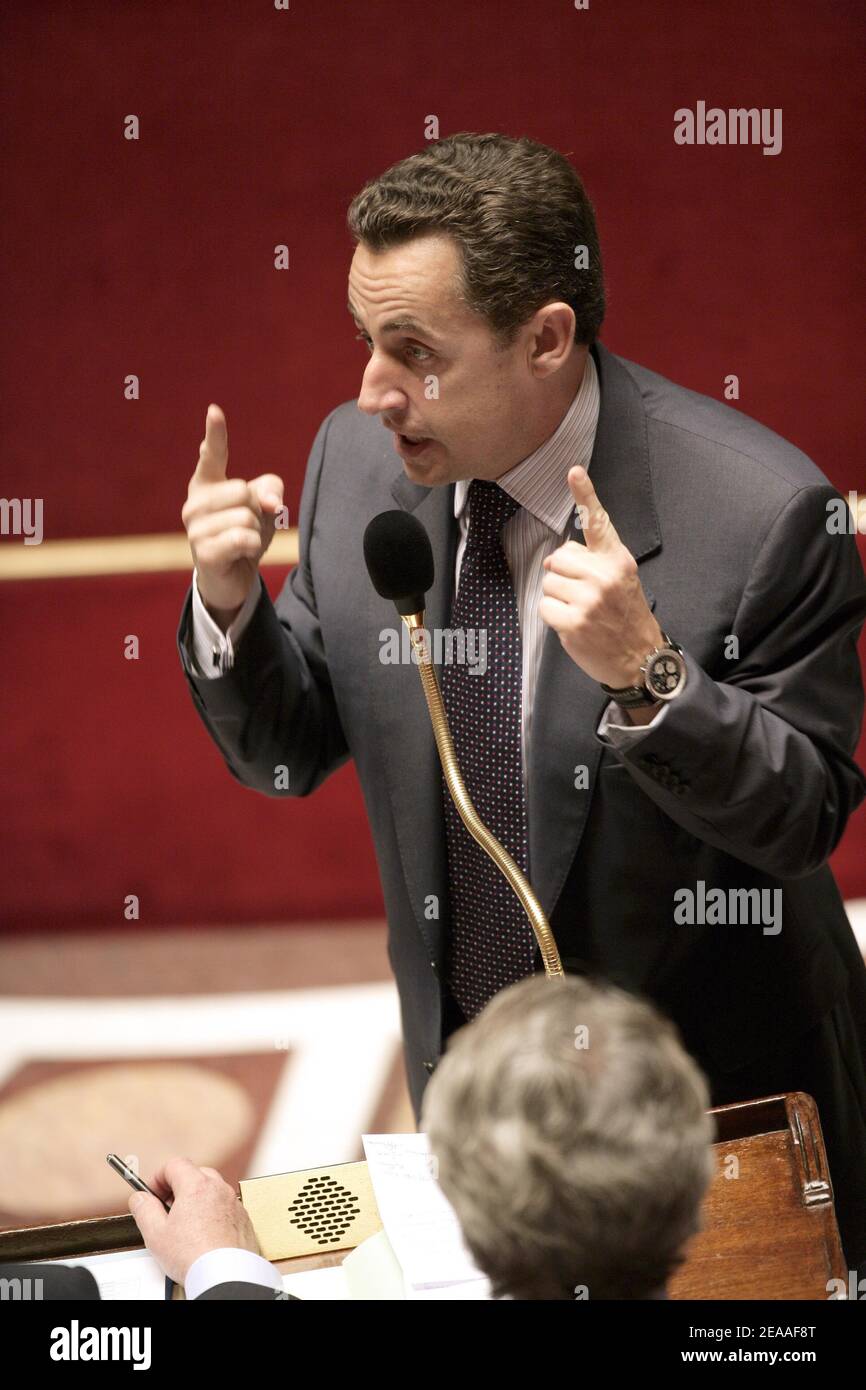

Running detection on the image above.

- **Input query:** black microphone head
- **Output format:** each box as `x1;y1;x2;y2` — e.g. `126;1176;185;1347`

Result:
363;509;434;615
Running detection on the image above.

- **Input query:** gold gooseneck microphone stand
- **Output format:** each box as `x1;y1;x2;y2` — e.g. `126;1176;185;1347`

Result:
401;611;564;981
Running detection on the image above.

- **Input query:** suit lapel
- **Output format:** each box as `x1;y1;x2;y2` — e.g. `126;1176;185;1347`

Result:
527;342;662;919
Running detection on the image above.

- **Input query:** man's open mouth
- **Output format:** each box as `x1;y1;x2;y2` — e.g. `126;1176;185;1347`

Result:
393;431;433;454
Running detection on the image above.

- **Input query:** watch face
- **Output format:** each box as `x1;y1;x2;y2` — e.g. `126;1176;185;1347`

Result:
647;650;686;700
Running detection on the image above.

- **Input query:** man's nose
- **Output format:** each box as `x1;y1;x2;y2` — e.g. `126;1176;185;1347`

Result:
356;359;407;418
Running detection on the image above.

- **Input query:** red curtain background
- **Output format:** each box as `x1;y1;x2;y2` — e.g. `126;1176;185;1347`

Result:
1;0;864;931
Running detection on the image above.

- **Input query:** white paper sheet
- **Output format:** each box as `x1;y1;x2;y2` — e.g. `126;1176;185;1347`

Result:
362;1133;491;1297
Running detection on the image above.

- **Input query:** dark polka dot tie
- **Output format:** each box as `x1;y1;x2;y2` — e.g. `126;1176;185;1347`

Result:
441;479;535;1019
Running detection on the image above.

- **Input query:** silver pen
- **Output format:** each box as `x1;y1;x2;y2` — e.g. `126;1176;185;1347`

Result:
106;1152;171;1212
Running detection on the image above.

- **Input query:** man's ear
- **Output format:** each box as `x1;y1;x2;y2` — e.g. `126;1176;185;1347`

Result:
529;304;581;376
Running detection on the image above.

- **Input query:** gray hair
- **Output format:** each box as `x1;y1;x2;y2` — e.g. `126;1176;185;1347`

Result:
422;975;715;1300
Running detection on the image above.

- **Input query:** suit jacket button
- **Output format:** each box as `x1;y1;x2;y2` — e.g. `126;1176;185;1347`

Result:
423;1060;436;1074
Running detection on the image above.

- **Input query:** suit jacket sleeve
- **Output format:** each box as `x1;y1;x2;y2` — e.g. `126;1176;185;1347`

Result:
603;484;866;878
176;408;350;798
0;1261;100;1298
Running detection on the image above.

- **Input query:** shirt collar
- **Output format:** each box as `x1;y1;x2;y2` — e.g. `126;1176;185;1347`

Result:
453;349;600;536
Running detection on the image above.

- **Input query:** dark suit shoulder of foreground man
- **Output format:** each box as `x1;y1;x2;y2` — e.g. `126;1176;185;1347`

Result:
0;1262;293;1301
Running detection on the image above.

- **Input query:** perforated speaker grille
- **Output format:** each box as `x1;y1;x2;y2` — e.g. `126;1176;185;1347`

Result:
286;1174;362;1245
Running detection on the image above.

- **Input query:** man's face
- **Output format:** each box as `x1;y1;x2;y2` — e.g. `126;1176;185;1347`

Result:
349;234;539;487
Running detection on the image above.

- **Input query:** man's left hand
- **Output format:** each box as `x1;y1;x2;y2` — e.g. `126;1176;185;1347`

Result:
540;465;663;688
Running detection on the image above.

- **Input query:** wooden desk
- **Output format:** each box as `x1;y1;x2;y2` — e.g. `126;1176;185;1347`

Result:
668;1092;846;1299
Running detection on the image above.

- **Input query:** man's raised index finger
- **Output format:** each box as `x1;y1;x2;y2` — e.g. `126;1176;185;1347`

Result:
567;465;620;553
194;403;229;483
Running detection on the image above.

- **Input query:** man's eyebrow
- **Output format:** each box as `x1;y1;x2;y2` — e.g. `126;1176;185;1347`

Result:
347;300;440;339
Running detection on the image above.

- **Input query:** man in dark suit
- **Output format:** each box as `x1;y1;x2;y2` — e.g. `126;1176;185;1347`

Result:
175;132;866;1274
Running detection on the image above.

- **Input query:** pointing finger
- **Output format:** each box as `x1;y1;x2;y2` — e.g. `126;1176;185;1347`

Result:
567;465;621;554
194;404;229;484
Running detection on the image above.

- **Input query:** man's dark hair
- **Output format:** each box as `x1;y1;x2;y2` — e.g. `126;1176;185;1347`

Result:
346;132;605;347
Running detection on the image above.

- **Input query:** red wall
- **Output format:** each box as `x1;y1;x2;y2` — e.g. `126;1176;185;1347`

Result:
1;0;864;930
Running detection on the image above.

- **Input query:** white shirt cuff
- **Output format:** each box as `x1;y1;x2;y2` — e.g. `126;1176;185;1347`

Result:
189;571;263;678
184;1247;283;1300
597;698;669;747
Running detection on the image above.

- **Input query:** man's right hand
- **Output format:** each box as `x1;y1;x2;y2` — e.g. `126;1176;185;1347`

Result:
182;404;285;630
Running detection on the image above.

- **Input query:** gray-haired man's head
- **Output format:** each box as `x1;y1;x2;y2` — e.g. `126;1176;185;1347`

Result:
422;974;715;1300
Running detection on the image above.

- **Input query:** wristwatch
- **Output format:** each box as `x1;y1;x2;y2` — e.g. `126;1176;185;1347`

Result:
600;632;687;708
